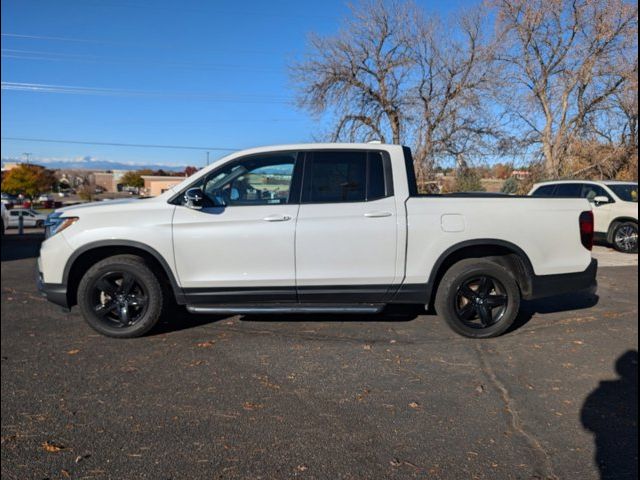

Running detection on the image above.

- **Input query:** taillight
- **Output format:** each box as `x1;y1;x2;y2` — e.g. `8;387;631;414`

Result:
579;211;594;251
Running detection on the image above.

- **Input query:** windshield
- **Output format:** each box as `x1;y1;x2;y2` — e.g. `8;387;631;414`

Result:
608;184;638;202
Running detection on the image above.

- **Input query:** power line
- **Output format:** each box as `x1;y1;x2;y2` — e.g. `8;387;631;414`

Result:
1;49;284;73
1;82;293;103
1;136;239;151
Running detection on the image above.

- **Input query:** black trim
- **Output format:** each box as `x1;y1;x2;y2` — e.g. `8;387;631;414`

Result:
528;259;598;300
422;238;536;301
37;267;70;309
184;286;296;304
61;240;186;305
183;284;394;305
402;146;418;197
391;283;429;304
297;284;392;303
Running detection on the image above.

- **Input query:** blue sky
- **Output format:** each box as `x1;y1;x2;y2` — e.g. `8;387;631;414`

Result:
1;0;472;168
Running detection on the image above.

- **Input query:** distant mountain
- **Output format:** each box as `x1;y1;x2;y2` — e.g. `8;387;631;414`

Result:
1;157;188;172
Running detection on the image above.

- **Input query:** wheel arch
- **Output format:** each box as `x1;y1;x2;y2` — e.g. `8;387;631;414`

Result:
425;239;535;307
63;240;184;307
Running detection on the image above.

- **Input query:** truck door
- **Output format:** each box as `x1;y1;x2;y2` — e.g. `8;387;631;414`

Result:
172;152;301;304
294;150;398;303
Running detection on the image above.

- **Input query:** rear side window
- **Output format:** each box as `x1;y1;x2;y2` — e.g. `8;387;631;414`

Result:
531;185;557;197
555;184;583;197
302;151;392;203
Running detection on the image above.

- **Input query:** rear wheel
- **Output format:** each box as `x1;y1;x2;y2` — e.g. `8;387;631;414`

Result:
77;255;164;338
612;222;638;254
435;258;521;338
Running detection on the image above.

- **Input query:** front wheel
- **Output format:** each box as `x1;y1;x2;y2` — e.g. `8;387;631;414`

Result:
77;254;164;338
435;258;521;338
612;222;638;254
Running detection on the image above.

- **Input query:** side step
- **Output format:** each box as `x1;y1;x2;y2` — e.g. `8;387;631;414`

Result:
186;304;385;315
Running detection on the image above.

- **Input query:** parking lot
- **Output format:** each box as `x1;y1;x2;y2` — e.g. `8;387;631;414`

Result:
1;233;637;479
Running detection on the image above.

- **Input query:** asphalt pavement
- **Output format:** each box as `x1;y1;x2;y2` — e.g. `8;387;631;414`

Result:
1;233;637;479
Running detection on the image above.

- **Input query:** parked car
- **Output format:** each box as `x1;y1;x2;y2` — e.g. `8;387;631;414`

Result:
8;208;48;228
529;180;638;253
1;192;17;209
37;143;597;339
1;203;8;237
38;194;54;202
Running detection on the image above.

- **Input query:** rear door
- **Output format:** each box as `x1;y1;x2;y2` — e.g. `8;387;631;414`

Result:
294;150;398;303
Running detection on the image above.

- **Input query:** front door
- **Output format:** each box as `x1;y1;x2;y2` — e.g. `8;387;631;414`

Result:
172;152;301;304
294;150;398;303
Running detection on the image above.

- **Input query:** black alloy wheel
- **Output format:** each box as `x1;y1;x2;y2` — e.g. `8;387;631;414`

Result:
454;275;508;329
435;258;521;338
77;254;164;338
91;271;148;327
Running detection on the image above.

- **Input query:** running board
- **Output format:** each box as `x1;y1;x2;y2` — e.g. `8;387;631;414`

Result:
186;304;385;315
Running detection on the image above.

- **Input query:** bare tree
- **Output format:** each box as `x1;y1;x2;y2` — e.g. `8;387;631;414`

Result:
291;1;501;183
292;1;414;144
407;7;501;180
491;0;638;177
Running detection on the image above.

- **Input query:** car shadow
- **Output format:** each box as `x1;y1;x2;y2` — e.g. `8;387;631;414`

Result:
508;290;600;333
581;350;638;480
149;304;421;335
242;304;422;323
1;233;44;262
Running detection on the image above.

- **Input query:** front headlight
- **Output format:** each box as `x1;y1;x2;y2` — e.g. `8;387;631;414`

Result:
45;215;79;238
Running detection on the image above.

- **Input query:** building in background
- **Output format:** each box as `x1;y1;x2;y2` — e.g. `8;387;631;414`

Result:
142;175;184;196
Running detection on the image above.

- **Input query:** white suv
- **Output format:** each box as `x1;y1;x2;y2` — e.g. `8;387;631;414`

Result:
530;180;638;253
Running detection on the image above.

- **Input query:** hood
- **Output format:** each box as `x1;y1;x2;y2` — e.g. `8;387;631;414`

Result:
55;198;144;214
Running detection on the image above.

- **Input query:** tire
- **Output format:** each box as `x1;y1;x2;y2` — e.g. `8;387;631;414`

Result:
434;258;521;339
612;222;638;254
36;220;44;228
77;254;164;338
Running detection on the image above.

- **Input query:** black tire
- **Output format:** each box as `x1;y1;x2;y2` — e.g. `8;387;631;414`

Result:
435;258;521;339
612;222;638;254
77;254;164;338
36;220;44;228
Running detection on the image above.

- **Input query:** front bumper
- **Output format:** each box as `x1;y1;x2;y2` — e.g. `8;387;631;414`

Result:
36;264;69;309
527;258;598;300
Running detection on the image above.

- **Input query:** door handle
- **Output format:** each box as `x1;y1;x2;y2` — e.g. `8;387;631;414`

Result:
263;214;292;222
364;211;392;218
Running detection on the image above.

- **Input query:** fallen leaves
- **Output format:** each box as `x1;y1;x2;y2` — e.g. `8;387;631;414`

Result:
66;349;80;355
42;441;65;452
408;401;421;410
196;341;216;348
242;402;263;411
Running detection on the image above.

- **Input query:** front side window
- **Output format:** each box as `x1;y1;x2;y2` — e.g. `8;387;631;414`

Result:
582;184;613;203
200;153;297;206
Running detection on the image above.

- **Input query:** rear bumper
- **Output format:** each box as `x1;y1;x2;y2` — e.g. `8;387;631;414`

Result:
36;264;69;309
526;258;598;300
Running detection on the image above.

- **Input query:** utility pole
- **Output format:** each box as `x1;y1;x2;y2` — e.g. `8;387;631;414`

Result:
22;152;32;165
206;151;210;166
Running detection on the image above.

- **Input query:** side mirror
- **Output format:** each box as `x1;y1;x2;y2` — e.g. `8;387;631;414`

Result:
184;188;205;209
592;195;610;205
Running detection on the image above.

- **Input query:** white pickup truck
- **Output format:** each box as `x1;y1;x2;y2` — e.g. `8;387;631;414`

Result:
38;144;597;338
